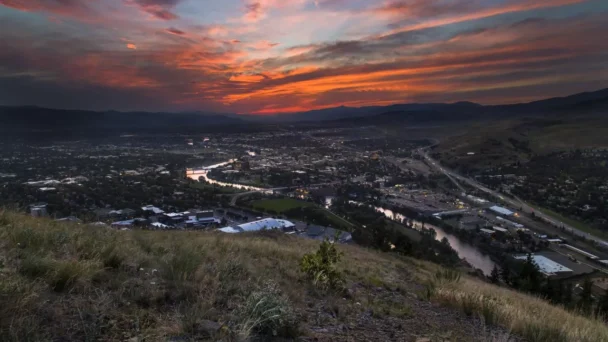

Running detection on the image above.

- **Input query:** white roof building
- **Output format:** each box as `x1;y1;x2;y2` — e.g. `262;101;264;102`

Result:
515;255;572;275
151;222;169;229
142;205;164;214
490;206;514;216
218;218;295;234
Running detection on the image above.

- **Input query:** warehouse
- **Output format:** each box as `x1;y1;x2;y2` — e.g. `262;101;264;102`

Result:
489;205;514;216
218;218;295;233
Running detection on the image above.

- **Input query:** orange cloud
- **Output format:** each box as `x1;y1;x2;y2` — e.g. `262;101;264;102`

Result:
381;0;585;37
126;43;137;49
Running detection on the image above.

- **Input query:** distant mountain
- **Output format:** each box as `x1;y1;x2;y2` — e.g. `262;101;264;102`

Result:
0;106;246;138
2;88;607;135
282;87;608;124
254;101;484;123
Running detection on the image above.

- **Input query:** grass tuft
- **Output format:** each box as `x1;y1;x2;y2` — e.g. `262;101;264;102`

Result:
235;282;298;339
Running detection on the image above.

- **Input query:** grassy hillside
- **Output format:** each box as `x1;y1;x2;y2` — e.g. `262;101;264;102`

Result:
1;211;607;341
432;117;608;173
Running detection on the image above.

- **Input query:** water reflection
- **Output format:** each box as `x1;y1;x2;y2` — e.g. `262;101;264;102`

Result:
186;160;268;192
352;201;496;275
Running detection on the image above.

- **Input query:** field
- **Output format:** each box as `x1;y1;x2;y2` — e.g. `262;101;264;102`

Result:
532;204;608;240
251;198;353;230
2;211;608;341
250;198;316;213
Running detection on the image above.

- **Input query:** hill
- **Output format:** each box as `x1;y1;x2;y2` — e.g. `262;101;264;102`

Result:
266;87;608;123
431;115;608;173
0;106;246;139
1;211;607;341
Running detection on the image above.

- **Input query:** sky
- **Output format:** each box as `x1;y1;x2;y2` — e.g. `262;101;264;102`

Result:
0;0;607;114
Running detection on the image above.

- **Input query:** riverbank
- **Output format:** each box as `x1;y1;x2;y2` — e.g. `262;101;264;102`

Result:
353;201;497;275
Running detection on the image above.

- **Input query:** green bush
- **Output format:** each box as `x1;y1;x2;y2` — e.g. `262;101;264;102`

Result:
300;239;344;291
236;282;298;339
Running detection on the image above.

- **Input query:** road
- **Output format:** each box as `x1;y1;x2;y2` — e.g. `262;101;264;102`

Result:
419;149;608;248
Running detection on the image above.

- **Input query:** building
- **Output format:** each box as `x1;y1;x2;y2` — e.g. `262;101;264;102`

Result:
514;254;572;276
496;216;524;228
459;216;486;230
218;218;295;234
302;225;353;243
489;206;514;216
30;203;48;217
592;277;608;296
56;216;82;223
142;205;164;215
492;226;509;234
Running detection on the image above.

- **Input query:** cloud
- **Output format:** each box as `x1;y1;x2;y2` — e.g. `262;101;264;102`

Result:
1;0;607;114
166;27;185;35
132;0;181;20
244;1;263;22
0;0;95;19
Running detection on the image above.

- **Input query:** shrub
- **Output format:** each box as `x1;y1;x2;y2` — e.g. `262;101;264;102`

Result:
434;269;461;284
236;282;298;339
19;256;53;279
419;268;461;300
49;260;92;292
300;239;344;291
161;247;203;282
10;227;45;250
20;257;93;292
100;245;123;269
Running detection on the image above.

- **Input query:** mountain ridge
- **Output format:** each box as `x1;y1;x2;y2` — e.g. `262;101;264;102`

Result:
1;88;607;130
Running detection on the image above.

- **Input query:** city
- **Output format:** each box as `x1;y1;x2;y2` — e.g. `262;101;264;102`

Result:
2;0;608;340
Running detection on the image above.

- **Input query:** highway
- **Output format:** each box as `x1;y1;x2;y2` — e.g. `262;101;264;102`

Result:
419;150;608;248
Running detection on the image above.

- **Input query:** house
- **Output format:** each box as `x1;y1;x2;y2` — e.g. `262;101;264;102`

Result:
30;203;48;217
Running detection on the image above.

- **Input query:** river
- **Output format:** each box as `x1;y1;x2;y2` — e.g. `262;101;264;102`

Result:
347;200;496;275
186;161;269;192
187;162;495;274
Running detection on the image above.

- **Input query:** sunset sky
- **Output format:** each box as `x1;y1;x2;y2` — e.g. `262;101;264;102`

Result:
1;0;607;114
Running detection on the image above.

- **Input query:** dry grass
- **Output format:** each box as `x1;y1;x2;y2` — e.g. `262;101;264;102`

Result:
425;270;608;342
1;210;608;341
0;210;409;341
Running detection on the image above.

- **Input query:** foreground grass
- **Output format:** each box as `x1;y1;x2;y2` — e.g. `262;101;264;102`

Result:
1;211;607;341
421;264;608;342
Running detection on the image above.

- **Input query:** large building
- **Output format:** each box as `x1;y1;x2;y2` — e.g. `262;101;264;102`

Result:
515;254;572;276
218;218;295;233
489;205;514;216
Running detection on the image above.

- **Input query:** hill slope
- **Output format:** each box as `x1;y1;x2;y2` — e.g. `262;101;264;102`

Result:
0;106;245;138
1;211;607;341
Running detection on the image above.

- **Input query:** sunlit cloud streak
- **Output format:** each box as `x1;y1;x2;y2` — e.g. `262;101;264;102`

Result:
0;0;606;114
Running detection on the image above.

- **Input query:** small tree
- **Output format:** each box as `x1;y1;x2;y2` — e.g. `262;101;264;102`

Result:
595;289;608;319
578;278;594;315
490;265;500;284
300;239;344;291
563;283;574;308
